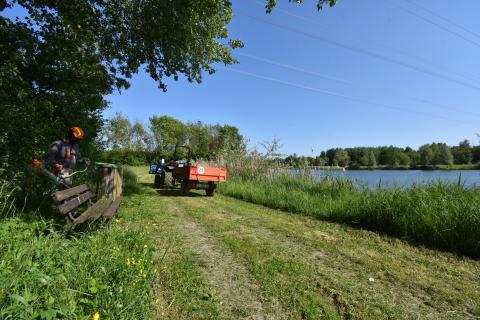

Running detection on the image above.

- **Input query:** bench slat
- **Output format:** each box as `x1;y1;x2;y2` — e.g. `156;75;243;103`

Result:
73;198;113;225
53;184;90;203
57;191;95;215
103;197;123;220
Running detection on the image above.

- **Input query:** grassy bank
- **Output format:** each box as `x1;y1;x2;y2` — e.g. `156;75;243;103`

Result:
0;218;155;319
0;168;156;319
218;174;480;258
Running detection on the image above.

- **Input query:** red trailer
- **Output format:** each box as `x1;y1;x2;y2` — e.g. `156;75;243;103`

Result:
173;165;227;196
150;145;227;196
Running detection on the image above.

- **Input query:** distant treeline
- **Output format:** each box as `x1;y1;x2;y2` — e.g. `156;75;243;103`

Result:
284;141;480;168
100;113;479;169
99;113;245;164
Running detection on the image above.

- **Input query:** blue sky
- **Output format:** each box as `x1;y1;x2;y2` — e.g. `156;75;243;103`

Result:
5;1;480;155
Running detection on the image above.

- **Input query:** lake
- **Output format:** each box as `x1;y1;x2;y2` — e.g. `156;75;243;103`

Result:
303;169;480;189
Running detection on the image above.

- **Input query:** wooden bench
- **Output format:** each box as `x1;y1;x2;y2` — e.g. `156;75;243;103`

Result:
53;184;123;225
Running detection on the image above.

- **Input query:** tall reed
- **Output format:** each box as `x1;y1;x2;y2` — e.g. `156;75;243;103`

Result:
0;178;18;218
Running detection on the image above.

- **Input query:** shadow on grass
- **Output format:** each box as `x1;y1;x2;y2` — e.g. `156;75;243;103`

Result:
155;188;203;197
139;182;202;197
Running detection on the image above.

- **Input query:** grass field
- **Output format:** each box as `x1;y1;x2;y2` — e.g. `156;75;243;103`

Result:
2;167;480;319
130;167;478;319
218;174;480;258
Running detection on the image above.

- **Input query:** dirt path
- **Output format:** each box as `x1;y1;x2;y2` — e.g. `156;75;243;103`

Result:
166;202;287;320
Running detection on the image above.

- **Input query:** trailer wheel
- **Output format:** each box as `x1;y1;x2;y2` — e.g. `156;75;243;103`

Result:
206;183;215;196
180;181;189;195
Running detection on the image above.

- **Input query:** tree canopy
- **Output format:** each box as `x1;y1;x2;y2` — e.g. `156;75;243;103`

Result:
0;0;244;172
101;113;246;164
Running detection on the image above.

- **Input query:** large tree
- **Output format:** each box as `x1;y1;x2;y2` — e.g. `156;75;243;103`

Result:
149;115;186;155
103;113;133;151
452;140;473;165
0;0;242;172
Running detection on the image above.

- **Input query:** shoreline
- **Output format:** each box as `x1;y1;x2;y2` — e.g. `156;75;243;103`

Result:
295;165;480;171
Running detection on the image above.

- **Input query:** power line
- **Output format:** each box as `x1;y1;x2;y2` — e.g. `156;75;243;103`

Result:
222;67;478;127
401;0;480;41
236;10;480;92
385;0;480;49
233;51;480;118
247;0;480;85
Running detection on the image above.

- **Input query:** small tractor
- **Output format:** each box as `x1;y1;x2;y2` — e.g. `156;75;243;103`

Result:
150;145;227;196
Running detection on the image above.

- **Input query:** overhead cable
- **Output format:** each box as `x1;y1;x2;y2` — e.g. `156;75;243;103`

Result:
246;0;480;85
222;67;478;128
233;51;480;118
385;0;480;49
401;0;480;41
236;11;480;92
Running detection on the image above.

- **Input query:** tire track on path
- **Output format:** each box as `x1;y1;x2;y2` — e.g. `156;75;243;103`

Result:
163;198;287;320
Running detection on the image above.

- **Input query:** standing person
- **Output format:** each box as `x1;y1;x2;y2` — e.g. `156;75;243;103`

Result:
44;127;91;188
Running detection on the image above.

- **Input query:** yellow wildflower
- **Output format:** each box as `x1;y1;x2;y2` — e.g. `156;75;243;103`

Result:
143;244;148;248
126;258;131;266
92;311;100;320
155;299;160;304
139;269;143;274
154;269;158;274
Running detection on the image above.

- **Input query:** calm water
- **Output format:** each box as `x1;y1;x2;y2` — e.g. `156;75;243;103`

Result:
303;170;480;189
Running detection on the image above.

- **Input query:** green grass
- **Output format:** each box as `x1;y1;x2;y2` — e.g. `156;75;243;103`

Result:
119;182;222;320
0;218;155;319
148;182;480;319
0;178;18;218
0;167;157;319
4;165;479;319
218;174;480;258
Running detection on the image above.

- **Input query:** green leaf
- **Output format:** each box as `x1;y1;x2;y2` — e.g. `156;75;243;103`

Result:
9;294;29;306
39;309;62;320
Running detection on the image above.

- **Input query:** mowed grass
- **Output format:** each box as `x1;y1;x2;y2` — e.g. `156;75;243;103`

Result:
176;195;480;319
218;174;480;258
128;167;480;319
118;176;222;320
5;166;478;319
